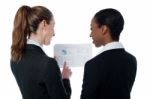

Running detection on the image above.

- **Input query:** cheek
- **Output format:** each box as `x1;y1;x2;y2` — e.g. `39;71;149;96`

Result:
49;30;54;37
49;27;54;35
91;31;97;38
90;30;95;37
44;30;52;40
45;29;51;37
44;33;52;45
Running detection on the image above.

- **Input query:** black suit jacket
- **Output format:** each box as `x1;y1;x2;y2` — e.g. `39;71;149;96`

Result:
81;49;137;99
11;45;71;99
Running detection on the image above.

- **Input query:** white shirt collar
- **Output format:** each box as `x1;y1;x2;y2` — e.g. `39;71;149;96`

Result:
27;39;43;49
100;41;124;54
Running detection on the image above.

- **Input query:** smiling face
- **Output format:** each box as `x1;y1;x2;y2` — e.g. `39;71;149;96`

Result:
90;18;104;47
43;18;55;45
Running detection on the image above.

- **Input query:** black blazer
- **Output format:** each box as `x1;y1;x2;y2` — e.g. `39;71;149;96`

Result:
81;49;137;99
11;45;71;99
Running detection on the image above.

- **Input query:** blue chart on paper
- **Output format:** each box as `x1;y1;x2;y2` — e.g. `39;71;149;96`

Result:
54;44;92;67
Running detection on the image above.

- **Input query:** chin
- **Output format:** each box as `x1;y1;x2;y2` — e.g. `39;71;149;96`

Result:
44;39;51;45
44;41;51;45
45;43;50;46
94;43;101;48
95;45;99;47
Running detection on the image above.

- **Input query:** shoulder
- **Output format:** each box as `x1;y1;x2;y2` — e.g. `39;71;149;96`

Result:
42;56;58;67
124;51;137;65
84;50;119;69
86;53;105;65
45;56;60;70
84;54;104;70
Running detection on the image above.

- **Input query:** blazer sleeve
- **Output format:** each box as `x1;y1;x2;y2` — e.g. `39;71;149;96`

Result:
80;61;105;99
44;58;71;99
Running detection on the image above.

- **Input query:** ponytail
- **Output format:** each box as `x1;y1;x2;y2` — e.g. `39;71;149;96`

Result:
11;6;31;62
11;5;53;62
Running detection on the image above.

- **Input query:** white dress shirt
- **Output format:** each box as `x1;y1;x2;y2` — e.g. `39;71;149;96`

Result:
27;39;43;49
99;42;124;54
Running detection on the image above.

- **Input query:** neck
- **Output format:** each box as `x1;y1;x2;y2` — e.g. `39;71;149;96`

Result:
103;33;117;46
103;39;114;46
29;33;43;46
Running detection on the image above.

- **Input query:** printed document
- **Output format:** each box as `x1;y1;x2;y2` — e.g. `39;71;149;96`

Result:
54;44;92;67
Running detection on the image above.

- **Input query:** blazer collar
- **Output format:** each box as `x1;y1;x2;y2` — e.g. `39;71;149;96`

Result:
26;44;46;55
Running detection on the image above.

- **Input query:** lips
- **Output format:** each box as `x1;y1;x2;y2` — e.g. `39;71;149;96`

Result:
92;40;95;44
91;38;94;43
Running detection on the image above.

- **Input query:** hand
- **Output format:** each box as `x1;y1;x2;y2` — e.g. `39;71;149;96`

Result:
62;61;72;79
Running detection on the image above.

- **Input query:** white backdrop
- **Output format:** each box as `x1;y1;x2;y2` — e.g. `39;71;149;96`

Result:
0;0;150;99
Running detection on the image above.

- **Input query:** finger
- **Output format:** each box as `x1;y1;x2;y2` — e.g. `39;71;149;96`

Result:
64;61;67;66
63;61;68;69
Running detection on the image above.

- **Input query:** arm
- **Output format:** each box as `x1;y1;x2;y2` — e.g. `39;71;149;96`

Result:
44;58;72;99
62;61;72;97
80;61;104;99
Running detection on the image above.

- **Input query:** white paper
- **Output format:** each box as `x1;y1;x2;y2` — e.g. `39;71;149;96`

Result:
54;44;92;67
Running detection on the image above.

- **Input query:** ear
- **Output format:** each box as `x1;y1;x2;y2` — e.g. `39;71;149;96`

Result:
38;20;44;30
44;20;48;26
101;25;108;34
39;20;47;29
